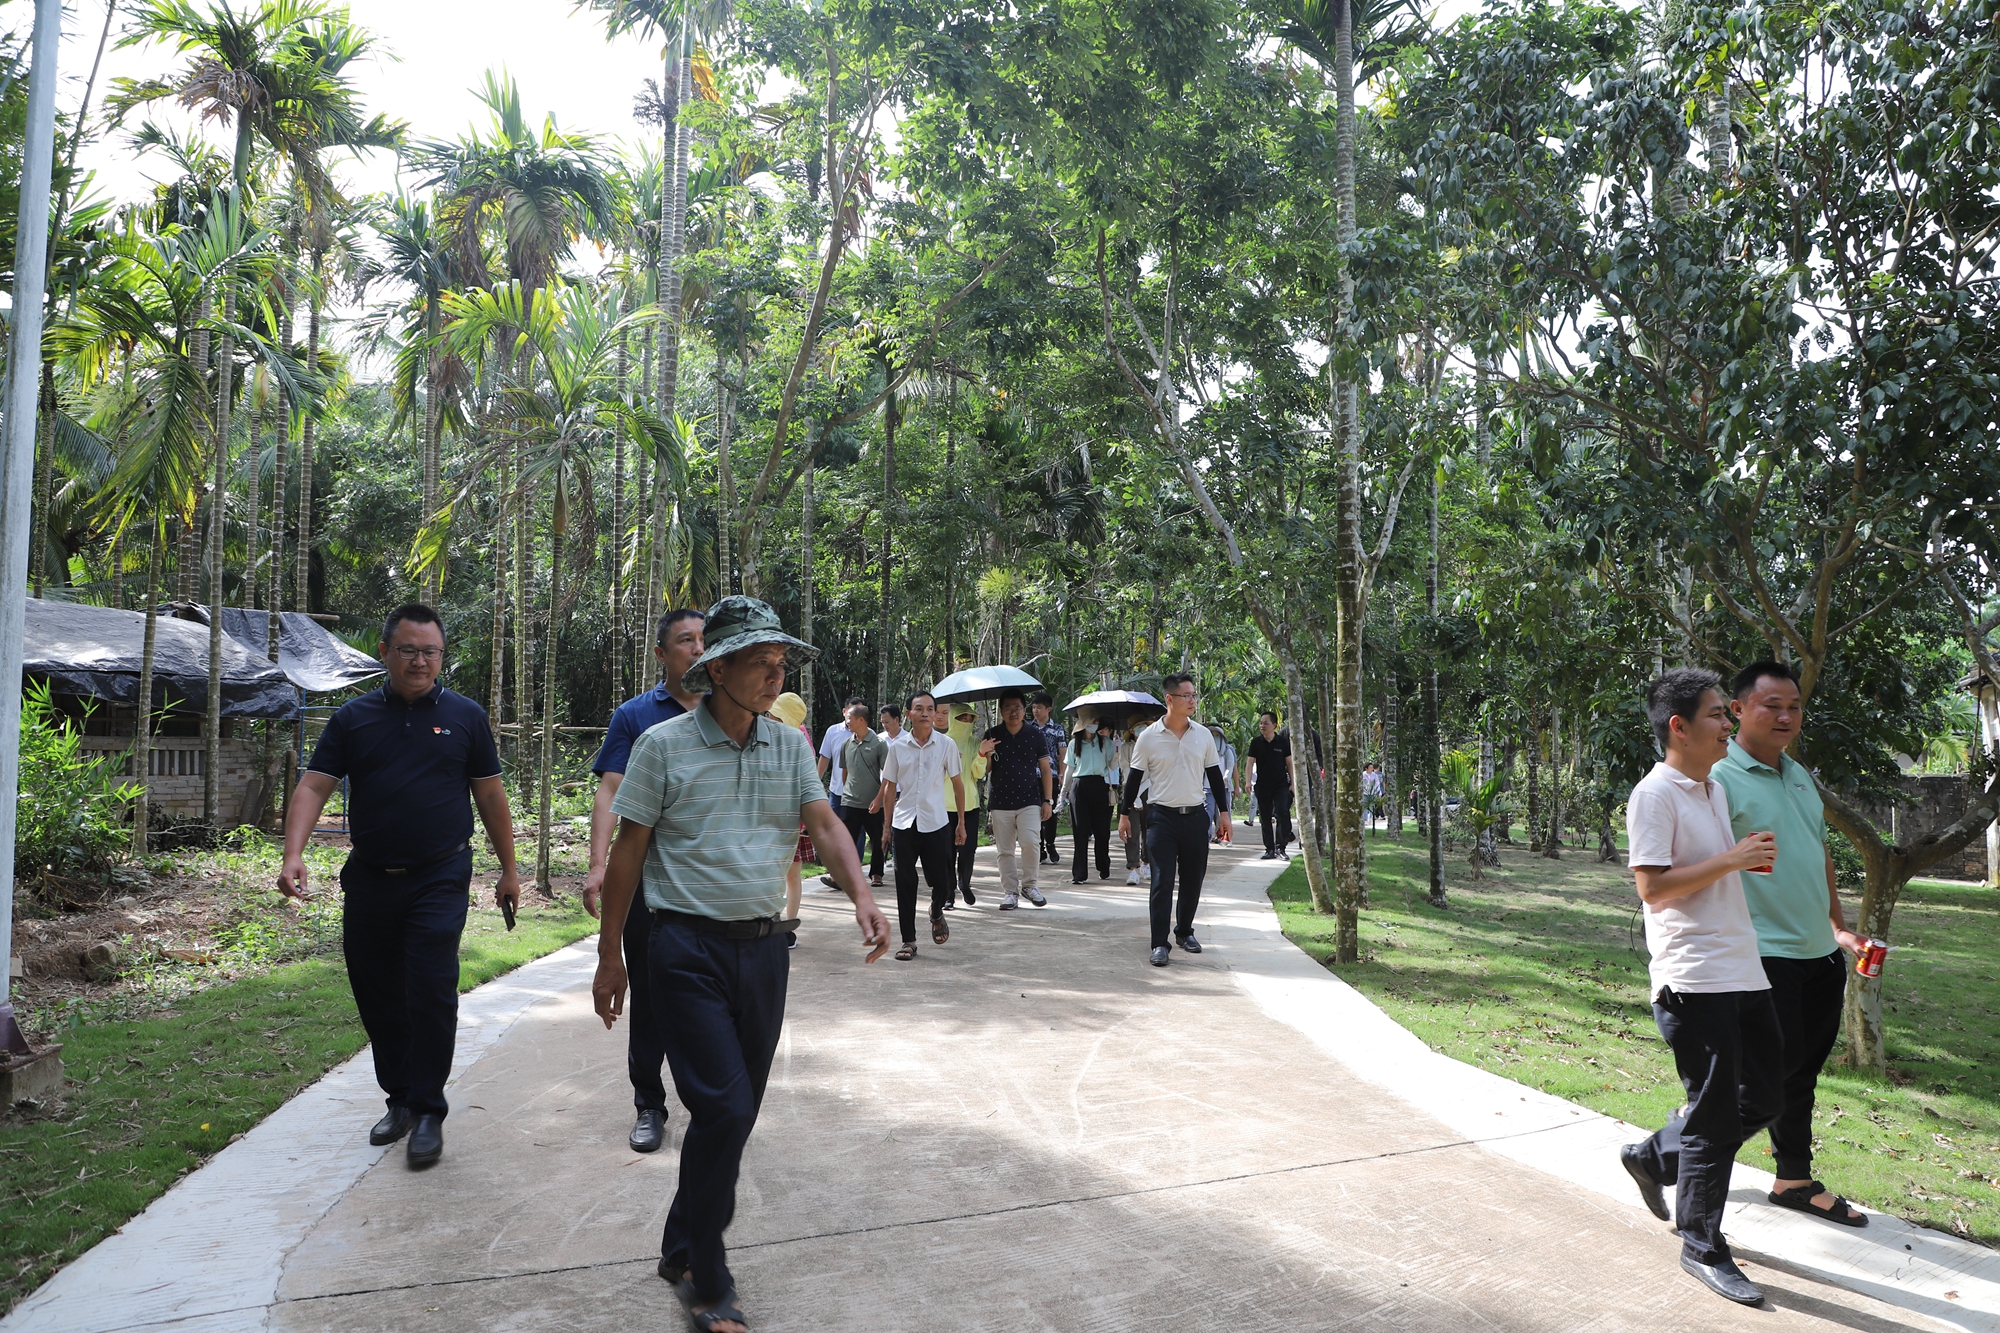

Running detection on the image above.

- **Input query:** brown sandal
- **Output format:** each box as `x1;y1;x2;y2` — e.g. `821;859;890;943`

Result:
931;914;949;945
894;943;917;961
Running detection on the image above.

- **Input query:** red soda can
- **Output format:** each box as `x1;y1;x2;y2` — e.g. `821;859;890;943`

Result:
1856;939;1888;978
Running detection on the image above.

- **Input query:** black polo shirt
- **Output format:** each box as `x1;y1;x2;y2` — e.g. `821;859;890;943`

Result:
983;722;1051;811
307;682;502;869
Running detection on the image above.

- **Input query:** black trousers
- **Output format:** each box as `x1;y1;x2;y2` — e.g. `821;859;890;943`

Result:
1257;784;1294;854
840;803;885;879
650;917;789;1304
952;808;983;890
1630;987;1784;1265
340;848;472;1118
1143;807;1211;950
894;822;957;942
1762;951;1847;1180
1040;799;1061;861
622;894;668;1113
1071;775;1112;882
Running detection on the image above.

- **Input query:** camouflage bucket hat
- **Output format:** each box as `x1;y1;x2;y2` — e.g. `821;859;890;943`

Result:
681;596;820;695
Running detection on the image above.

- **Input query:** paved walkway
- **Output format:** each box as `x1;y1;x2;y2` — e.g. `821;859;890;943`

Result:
9;834;1999;1333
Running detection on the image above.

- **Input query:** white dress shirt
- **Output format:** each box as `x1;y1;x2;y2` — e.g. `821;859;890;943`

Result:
1128;718;1220;810
1626;761;1770;997
880;728;965;833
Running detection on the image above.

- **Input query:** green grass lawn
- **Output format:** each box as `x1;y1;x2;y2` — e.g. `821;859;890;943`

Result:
1269;831;2000;1247
1;885;596;1316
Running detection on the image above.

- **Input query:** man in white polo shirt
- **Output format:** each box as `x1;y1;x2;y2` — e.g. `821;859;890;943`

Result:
879;691;967;960
1619;667;1783;1307
1119;673;1232;967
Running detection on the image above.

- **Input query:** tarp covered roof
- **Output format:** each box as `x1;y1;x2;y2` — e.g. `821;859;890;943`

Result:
24;598;300;718
170;604;383;695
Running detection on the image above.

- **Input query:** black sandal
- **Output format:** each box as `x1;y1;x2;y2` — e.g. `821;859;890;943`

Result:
931;915;949;944
675;1276;749;1332
894;943;917;961
1768;1181;1867;1227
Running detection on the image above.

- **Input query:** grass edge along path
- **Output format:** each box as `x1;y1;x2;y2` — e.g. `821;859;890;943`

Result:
1268;834;2000;1249
0;898;597;1316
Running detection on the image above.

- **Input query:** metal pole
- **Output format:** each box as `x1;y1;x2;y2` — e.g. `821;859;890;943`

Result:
0;0;64;1058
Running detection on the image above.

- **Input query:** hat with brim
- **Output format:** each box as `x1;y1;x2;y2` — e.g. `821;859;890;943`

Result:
768;692;808;729
681;596;820;695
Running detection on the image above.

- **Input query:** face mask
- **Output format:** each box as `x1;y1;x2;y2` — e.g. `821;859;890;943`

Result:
949;716;974;741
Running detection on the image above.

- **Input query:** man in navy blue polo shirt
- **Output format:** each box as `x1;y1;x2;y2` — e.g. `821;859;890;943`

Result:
582;607;704;1154
279;603;520;1169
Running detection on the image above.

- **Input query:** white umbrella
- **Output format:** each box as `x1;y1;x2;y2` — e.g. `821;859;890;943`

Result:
931;664;1044;703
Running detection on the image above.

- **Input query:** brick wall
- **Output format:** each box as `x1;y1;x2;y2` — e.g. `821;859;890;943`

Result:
78;736;265;825
1846;774;1993;883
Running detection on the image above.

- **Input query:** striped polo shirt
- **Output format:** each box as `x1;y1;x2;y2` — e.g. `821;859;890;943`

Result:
610;699;828;919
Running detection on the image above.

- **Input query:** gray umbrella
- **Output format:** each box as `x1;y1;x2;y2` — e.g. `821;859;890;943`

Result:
930;664;1044;704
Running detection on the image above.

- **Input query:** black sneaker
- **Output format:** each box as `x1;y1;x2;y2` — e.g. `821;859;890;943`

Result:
960;884;977;906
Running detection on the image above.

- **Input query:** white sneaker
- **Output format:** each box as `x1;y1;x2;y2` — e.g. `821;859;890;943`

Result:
999;893;1020;911
1126;870;1142;886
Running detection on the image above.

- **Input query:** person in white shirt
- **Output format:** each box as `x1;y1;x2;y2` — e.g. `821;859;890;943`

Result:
1619;667;1784;1307
878;691;967;960
1119;674;1231;966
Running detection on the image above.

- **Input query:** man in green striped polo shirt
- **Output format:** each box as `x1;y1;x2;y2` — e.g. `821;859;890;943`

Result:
592;596;889;1333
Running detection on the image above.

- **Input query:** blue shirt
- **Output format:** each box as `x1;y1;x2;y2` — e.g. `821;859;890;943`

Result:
306;682;501;868
592;683;691;775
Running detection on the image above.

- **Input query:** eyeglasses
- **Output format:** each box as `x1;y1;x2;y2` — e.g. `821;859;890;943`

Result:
1168;691;1197;702
392;646;443;662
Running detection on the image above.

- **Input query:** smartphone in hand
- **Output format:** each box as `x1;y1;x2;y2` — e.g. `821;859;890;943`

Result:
501;897;517;931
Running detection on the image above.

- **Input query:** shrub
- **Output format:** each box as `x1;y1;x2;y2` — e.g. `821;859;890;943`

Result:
16;680;141;880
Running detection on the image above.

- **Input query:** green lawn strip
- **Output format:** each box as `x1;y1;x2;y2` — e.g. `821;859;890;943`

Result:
1;893;595;1316
1268;834;2000;1247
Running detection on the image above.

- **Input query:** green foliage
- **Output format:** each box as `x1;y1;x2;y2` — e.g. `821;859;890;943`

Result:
14;681;140;881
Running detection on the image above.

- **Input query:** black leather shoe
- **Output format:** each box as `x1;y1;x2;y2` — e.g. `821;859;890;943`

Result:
1149;946;1170;967
1680;1253;1762;1305
1177;933;1203;954
369;1106;413;1146
1620;1144;1670;1220
960;884;976;906
406;1114;444;1168
629;1108;666;1154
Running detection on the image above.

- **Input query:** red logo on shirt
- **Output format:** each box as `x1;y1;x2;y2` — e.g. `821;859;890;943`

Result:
434;726;450;735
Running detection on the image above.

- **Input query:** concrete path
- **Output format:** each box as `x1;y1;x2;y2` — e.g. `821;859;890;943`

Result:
9;834;1998;1333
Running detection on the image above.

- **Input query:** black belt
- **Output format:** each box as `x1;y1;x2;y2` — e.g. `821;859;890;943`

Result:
1156;803;1208;816
357;843;469;876
651;908;799;940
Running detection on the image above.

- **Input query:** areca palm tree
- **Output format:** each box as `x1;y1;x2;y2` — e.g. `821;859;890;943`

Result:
409;71;620;788
435;283;682;889
54;207;301;849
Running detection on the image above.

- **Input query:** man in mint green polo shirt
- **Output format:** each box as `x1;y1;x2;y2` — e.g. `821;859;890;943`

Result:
1715;659;1869;1229
591;596;890;1333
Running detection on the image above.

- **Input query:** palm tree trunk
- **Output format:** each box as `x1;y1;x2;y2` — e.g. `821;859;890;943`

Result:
1425;462;1445;907
1383;682;1401;837
109;527;124;609
422;340;442;604
30;365;55;598
204;285;235;827
179;303;210;601
242;388;261;609
636;325;656;688
535;492;565;892
716;357;736;595
489;473;508;725
131;535;162;855
800;451;815;716
877;391;895;705
612;308;629;699
296;278;321;613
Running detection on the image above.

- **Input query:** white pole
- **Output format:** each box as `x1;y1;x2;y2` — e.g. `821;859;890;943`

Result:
0;0;63;1057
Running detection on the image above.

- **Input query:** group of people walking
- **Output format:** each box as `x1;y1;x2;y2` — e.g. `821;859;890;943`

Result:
276;595;1259;1333
272;590;1865;1326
